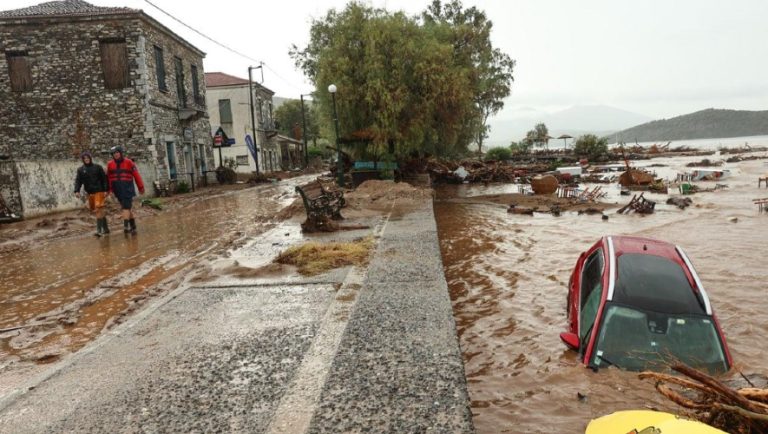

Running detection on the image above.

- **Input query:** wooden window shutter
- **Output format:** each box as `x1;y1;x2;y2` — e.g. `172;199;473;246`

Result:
99;40;128;89
6;52;33;92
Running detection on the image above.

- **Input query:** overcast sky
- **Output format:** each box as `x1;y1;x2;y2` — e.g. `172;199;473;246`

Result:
4;0;768;133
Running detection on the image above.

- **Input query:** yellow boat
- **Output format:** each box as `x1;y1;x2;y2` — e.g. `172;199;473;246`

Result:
586;410;726;433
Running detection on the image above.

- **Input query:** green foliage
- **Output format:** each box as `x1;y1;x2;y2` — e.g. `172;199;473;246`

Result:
485;147;512;161
524;122;550;149
222;157;238;171
307;146;328;160
509;141;532;154
176;181;190;194
290;1;514;158
573;134;609;159
274;99;321;141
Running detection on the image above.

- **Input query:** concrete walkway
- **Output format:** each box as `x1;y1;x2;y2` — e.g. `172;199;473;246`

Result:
0;201;473;433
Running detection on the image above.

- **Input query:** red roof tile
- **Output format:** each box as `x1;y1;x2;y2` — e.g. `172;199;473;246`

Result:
0;0;136;18
204;72;250;88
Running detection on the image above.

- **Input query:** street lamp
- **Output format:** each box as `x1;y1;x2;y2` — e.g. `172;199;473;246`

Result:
328;84;343;187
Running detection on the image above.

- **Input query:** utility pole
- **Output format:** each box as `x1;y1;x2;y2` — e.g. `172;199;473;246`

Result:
248;64;263;175
300;94;310;168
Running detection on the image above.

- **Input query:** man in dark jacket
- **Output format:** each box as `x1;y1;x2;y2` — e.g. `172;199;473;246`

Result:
106;146;145;234
74;151;109;236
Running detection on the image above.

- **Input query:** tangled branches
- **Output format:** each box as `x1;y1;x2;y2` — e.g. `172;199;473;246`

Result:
640;364;768;433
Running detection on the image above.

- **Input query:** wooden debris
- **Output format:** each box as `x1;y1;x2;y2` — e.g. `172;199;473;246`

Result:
641;363;768;433
617;193;656;214
667;196;693;209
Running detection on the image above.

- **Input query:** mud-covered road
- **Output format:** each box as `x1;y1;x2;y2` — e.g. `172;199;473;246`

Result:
435;154;768;432
0;177;311;390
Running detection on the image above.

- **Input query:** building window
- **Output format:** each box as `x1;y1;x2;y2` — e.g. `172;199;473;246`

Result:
99;39;128;89
174;57;186;108
190;64;200;104
166;142;177;180
154;46;167;91
218;99;233;136
236;155;249;166
6;51;32;92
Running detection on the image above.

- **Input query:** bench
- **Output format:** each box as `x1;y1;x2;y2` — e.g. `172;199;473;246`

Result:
759;177;768;188
754;197;768;214
295;180;345;231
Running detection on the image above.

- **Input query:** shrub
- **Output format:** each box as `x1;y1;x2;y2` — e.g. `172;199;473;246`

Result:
307;146;327;160
485;146;512;161
573;134;609;159
509;141;532;155
176;181;190;194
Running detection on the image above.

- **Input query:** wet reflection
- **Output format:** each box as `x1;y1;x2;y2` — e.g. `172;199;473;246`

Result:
0;179;307;362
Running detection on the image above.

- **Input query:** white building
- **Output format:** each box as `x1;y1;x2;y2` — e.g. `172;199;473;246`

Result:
204;72;280;173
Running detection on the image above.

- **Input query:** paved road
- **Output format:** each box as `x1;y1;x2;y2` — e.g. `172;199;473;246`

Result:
0;201;473;433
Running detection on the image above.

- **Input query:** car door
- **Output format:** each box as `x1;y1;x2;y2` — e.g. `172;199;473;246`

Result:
579;248;604;353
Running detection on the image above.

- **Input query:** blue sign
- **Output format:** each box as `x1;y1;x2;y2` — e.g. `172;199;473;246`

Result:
245;135;257;163
226;138;236;145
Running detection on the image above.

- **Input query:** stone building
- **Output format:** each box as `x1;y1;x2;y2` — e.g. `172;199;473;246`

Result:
205;72;280;174
0;0;213;218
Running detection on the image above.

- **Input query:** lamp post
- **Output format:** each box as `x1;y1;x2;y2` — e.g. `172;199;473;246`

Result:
328;84;343;187
299;93;312;168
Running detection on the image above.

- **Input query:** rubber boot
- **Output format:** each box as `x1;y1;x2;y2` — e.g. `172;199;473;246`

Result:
101;218;110;234
129;218;137;234
123;220;131;234
95;219;103;237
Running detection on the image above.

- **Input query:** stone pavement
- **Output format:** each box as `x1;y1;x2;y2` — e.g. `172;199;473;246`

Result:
0;201;473;433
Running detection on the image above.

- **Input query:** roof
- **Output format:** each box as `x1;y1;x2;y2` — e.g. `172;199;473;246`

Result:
206;72;275;95
205;72;250;88
0;0;136;18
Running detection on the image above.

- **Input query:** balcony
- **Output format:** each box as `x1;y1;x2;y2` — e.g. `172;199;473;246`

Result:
178;94;207;121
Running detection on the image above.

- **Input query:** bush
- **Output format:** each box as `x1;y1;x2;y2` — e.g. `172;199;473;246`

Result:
509;141;532;155
307;146;327;160
215;166;237;184
573;134;608;159
176;181;190;194
485;147;512;161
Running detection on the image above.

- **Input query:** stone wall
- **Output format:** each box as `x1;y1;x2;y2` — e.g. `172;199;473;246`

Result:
0;13;212;217
139;18;213;183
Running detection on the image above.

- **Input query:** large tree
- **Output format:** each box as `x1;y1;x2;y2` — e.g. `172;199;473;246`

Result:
422;0;515;154
274;99;320;144
290;1;514;158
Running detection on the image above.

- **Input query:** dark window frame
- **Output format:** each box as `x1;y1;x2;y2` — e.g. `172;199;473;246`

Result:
218;99;233;124
154;45;167;92
174;56;186;108
6;50;33;92
190;63;200;103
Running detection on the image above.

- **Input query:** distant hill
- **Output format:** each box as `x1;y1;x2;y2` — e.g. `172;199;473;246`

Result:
486;105;652;146
612;108;768;142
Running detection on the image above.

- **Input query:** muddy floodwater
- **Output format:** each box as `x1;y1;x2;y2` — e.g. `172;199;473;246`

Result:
435;154;768;432
0;178;309;385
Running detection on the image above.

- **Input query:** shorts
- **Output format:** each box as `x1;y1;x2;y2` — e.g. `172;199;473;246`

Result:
87;192;106;211
116;195;134;210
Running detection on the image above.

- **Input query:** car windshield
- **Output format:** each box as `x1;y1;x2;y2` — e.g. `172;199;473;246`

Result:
591;304;728;374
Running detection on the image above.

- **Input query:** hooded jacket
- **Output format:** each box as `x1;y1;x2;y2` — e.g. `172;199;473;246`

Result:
106;155;145;198
74;154;108;194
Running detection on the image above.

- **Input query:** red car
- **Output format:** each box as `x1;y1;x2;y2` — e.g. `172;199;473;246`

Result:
560;236;732;373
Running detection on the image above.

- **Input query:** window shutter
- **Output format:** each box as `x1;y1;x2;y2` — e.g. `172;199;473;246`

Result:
154;46;166;91
99;40;128;89
6;52;32;92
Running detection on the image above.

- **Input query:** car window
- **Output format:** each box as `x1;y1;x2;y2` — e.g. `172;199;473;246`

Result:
591;304;728;374
579;249;604;340
580;283;602;341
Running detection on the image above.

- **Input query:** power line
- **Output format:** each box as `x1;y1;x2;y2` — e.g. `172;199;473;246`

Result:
143;0;259;63
143;1;309;94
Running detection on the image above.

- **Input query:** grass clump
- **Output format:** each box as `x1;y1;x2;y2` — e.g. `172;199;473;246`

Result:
275;236;374;276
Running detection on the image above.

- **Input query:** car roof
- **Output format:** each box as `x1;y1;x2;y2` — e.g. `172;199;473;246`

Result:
602;235;713;316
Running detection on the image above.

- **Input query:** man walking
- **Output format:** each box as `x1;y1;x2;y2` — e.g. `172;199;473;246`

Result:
106;146;145;234
74;151;109;236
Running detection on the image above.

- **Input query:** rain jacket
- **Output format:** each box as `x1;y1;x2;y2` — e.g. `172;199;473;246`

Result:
106;157;145;198
74;161;108;194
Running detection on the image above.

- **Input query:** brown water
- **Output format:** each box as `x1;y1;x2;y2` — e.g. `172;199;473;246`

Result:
435;155;768;432
0;177;310;365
